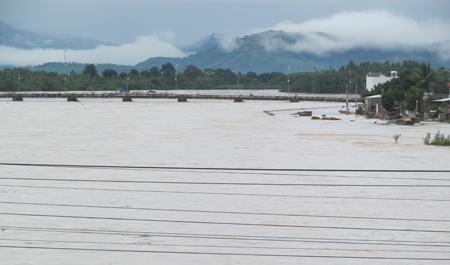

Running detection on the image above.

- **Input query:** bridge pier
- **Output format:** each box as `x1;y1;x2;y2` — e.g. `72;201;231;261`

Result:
67;96;78;102
178;98;188;102
12;97;23;101
234;98;244;102
122;96;133;102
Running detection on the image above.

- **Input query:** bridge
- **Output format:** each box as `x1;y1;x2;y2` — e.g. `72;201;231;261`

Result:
1;92;358;102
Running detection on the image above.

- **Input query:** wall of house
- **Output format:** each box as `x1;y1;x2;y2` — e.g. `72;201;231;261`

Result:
366;75;394;91
365;97;382;114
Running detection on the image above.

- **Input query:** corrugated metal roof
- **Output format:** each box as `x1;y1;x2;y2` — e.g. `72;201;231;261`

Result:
365;94;381;99
433;98;450;102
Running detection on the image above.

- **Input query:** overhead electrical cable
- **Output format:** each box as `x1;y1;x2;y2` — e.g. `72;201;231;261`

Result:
1;176;450;187
2;212;449;234
1;245;449;260
1;162;450;173
1;201;449;223
4;226;449;247
2;184;449;202
1;238;447;253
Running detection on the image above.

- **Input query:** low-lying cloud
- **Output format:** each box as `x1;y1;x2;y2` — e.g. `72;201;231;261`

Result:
217;35;240;52
0;33;186;66
251;10;450;59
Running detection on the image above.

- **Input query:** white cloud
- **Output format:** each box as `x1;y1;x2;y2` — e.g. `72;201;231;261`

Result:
0;33;186;66
217;35;240;52
251;10;450;58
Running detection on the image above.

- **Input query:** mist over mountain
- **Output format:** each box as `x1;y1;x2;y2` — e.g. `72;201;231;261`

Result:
0;20;114;50
137;30;449;74
178;33;225;54
1;20;449;74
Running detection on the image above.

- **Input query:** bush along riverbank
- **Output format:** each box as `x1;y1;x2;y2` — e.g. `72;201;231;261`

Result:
423;131;450;146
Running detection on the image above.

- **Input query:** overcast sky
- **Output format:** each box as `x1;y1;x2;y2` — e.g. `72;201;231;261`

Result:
1;0;449;66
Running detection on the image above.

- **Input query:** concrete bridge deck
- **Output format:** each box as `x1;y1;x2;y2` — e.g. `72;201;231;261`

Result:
1;92;358;102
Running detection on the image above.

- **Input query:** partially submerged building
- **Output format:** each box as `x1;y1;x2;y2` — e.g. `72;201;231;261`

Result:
366;71;398;91
364;94;382;114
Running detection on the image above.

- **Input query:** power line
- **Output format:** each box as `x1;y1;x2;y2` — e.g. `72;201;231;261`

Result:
4;163;450;182
2;176;450;187
1;162;450;173
1;245;449;260
2;184;449;202
2;201;449;223
2;238;447;253
4;225;449;247
2;212;449;234
149;169;450;181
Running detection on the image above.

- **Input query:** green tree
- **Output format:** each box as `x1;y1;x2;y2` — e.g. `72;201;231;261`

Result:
381;88;396;113
405;86;424;111
102;69;118;78
183;65;203;80
411;62;438;92
130;69;139;76
83;64;98;78
161;63;175;78
150;66;161;77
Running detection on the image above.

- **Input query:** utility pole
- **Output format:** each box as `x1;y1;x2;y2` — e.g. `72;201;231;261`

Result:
346;84;349;113
237;65;239;96
355;84;358;113
18;67;20;92
175;64;178;95
64;44;67;93
126;66;129;93
287;66;290;97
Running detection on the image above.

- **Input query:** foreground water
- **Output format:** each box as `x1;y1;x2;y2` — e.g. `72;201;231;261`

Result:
1;98;449;264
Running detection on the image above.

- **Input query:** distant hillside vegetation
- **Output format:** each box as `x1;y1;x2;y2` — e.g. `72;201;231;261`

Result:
0;20;114;50
136;30;450;74
6;30;450;75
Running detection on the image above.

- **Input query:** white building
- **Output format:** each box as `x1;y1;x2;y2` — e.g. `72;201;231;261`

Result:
366;71;397;91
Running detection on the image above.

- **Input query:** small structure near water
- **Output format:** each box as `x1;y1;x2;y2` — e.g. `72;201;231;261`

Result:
122;96;132;102
388;116;420;125
320;114;341;120
293;111;312;116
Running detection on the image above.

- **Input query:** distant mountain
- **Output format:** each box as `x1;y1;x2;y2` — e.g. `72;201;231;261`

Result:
137;30;450;74
0;20;115;50
178;33;226;54
15;30;450;74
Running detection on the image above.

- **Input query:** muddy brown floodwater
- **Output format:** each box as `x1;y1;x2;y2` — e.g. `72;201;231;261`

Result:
1;97;449;264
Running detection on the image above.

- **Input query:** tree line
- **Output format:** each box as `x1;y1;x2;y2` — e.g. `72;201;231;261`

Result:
1;60;448;95
362;62;449;114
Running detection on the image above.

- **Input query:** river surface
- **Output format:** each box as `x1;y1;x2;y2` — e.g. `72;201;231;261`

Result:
1;96;449;264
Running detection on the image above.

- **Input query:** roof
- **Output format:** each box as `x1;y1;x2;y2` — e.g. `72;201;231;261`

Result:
367;72;388;78
365;94;381;99
433;98;450;102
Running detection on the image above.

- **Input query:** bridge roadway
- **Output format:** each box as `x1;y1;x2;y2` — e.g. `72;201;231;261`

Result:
1;92;358;102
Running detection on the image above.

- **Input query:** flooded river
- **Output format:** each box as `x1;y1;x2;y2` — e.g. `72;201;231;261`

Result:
1;97;449;264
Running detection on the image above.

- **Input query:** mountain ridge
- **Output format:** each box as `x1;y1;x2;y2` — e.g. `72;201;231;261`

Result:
0;20;114;50
2;26;449;74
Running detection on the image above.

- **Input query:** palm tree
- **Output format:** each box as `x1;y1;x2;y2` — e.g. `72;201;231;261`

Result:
410;62;438;115
411;62;437;92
